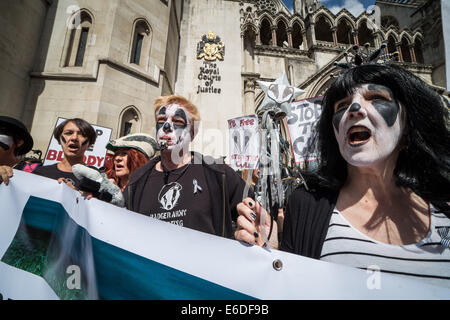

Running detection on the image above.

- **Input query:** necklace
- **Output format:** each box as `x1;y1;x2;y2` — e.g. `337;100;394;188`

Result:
160;154;193;185
161;162;190;185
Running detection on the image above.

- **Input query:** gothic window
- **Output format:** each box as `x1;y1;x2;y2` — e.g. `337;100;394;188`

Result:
358;20;375;47
260;18;272;45
64;10;93;67
130;19;151;68
276;20;288;47
256;0;277;14
381;16;399;29
292;22;303;49
337;19;353;45
414;38;424;64
315;15;333;42
400;37;412;62
119;107;141;137
387;35;397;54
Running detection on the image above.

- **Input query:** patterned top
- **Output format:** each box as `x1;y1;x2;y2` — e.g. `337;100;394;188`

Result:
320;206;450;289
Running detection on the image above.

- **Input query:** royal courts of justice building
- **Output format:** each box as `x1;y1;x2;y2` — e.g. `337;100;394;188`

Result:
0;0;447;158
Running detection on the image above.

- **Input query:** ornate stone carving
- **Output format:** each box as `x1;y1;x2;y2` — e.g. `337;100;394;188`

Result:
196;31;225;61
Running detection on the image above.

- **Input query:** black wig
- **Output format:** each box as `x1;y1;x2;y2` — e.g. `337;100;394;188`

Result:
303;64;450;203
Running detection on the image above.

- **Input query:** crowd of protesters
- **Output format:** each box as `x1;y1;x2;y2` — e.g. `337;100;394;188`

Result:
1;63;449;289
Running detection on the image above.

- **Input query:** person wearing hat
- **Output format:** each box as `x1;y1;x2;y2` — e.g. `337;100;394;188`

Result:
104;133;157;191
0;116;36;185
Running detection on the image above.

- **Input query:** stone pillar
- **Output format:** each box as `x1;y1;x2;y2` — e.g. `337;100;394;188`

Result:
409;44;416;63
256;32;261;46
331;27;338;45
373;32;382;48
287;27;293;47
309;22;316;46
288;64;295;87
352;31;359;46
271;26;277;46
243;77;257;115
301;29;307;49
241;33;245;72
396;42;403;62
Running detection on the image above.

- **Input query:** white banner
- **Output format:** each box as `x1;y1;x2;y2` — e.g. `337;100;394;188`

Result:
43;117;112;169
1;170;449;300
285;97;323;163
228;115;259;170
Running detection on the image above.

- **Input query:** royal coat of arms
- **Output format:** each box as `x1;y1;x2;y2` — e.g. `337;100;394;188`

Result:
196;31;225;61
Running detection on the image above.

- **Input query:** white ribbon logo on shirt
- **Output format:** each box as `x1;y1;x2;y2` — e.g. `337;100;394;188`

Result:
193;179;202;194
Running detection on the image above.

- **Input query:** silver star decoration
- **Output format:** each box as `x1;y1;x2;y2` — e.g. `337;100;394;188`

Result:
256;72;304;119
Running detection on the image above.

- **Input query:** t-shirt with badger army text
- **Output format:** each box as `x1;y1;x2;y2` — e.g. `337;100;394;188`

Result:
136;163;215;235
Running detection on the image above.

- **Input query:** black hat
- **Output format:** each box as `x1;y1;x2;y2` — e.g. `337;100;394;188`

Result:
0;116;33;155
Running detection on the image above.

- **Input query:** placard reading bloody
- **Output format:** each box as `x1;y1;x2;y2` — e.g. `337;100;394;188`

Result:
228;115;259;170
43;117;112;168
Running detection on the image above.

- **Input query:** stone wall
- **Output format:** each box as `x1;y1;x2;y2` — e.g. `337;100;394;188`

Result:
0;0;51;122
176;0;243;158
24;0;179;153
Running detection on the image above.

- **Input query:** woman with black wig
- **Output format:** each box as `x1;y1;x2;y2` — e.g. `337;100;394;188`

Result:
235;64;450;288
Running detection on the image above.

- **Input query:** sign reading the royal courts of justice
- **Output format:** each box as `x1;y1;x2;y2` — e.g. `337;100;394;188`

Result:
196;31;224;94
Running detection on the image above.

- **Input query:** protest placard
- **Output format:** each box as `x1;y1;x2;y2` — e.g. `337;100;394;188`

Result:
285;97;323;163
228;115;259;170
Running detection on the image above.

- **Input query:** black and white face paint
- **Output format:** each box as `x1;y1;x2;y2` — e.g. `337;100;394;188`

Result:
332;84;404;167
156;104;191;152
0;134;14;151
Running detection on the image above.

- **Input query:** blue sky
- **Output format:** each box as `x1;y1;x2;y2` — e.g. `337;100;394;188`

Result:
282;0;377;16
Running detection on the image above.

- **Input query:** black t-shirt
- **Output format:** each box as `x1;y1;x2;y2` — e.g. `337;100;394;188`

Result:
137;163;215;234
33;163;80;188
14;160;42;173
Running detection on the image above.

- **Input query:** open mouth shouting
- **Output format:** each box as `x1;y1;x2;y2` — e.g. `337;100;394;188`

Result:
347;125;371;147
159;135;179;146
115;163;124;170
67;142;81;153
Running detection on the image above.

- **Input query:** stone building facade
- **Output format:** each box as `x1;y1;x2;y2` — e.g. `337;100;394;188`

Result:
1;0;182;155
0;0;446;159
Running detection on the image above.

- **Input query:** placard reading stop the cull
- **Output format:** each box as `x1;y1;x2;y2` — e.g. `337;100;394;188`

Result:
285;96;323;163
43;117;112;168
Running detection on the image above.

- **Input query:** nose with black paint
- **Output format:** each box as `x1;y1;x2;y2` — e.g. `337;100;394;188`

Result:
349;103;361;112
348;102;367;119
163;122;172;132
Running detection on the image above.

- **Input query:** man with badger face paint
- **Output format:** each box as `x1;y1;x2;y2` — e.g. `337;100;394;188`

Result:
155;103;193;169
123;95;254;238
235;64;450;289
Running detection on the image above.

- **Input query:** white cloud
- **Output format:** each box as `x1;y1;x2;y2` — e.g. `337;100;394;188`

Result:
328;0;366;17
